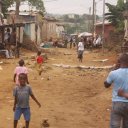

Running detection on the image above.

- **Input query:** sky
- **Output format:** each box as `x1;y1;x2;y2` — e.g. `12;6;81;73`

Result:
43;0;117;15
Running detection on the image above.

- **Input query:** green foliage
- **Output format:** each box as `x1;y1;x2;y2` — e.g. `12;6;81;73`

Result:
2;0;45;16
2;0;14;16
105;0;125;32
28;0;45;13
117;0;124;8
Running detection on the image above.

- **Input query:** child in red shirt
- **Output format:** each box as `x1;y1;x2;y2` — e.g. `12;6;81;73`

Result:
36;51;43;76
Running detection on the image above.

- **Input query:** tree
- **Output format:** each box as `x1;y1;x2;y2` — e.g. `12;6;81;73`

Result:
15;0;45;18
105;0;125;32
2;0;14;16
2;0;45;17
29;0;45;13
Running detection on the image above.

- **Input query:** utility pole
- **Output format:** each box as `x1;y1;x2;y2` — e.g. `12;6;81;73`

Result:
16;0;20;18
102;0;105;51
88;7;91;32
0;0;3;25
94;1;96;33
92;0;95;35
0;0;2;12
124;0;128;41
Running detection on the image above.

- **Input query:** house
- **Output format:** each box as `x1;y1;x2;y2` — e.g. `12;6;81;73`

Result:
56;23;65;39
0;23;24;58
67;14;76;19
95;21;115;42
41;17;57;41
0;23;24;44
6;11;44;50
42;17;65;41
6;8;65;51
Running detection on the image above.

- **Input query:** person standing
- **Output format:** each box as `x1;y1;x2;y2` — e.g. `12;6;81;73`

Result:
10;27;17;57
4;28;11;47
13;73;41;128
77;38;84;62
104;53;128;128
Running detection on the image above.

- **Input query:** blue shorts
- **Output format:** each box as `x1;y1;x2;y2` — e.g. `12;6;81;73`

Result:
14;107;31;121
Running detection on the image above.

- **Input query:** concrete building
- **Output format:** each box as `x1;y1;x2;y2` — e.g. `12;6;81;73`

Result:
95;21;115;42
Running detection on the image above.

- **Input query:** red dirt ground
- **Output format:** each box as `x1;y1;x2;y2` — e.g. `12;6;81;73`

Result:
0;48;118;128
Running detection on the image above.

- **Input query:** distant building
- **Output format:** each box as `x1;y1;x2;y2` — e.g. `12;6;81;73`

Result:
42;17;57;41
42;16;65;41
67;14;75;19
56;23;65;38
95;21;115;41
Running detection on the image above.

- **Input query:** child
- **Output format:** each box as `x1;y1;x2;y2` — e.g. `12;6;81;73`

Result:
36;51;43;76
13;73;41;128
14;59;29;85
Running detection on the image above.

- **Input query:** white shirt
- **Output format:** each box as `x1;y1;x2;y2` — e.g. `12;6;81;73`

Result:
78;42;84;51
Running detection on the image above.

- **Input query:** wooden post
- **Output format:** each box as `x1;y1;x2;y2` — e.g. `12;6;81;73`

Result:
92;0;95;35
102;0;105;52
15;0;20;23
123;1;128;41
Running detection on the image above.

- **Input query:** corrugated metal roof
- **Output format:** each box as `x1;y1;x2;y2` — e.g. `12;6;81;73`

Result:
95;20;111;26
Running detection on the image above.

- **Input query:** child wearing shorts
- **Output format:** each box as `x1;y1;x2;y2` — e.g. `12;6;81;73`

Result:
13;73;41;128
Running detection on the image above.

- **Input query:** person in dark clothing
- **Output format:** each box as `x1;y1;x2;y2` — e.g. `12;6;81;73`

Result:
10;27;21;58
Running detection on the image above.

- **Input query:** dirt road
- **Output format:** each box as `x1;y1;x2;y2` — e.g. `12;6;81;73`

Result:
0;48;117;128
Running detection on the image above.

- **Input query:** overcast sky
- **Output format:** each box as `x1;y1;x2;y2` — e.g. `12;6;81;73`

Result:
43;0;117;15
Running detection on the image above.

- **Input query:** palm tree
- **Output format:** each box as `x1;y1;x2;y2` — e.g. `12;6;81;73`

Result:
105;0;125;32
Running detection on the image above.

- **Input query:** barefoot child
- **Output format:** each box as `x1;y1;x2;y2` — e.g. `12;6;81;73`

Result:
14;59;29;85
13;73;41;128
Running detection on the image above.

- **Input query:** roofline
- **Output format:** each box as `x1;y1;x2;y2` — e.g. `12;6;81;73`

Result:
0;23;25;28
95;22;112;26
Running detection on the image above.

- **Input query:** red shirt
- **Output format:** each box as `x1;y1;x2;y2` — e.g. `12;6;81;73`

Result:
37;56;43;64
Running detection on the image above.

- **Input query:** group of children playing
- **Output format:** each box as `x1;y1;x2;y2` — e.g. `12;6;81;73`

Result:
13;50;43;128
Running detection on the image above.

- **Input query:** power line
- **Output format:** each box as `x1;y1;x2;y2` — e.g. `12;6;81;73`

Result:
44;0;58;2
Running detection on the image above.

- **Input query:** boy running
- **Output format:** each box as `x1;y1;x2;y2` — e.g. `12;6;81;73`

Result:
36;51;43;76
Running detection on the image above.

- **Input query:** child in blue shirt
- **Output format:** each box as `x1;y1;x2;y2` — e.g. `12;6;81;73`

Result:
13;73;41;128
